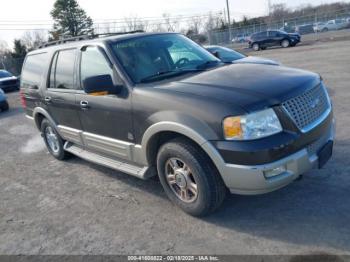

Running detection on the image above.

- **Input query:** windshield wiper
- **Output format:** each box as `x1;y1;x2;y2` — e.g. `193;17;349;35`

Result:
139;69;204;83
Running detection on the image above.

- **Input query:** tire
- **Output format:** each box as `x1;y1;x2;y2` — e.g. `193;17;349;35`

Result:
41;119;70;160
1;101;9;111
322;28;328;32
252;43;260;51
281;39;290;48
157;138;227;217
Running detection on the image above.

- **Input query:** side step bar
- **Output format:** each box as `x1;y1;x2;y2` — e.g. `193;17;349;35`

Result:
64;143;154;180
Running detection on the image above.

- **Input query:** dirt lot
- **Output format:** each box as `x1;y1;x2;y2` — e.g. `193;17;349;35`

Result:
0;40;350;256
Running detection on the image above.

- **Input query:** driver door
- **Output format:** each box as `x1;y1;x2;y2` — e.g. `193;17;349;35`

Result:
75;46;133;160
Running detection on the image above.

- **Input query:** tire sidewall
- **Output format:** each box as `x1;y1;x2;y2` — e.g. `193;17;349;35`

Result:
41;119;66;160
281;39;290;48
252;43;260;51
157;143;212;216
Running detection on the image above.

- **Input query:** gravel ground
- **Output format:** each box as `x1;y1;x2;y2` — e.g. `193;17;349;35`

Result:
0;40;349;256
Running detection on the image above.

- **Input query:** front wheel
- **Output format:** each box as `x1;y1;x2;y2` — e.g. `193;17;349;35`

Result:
41;119;70;160
157;138;227;217
281;39;290;48
252;43;260;51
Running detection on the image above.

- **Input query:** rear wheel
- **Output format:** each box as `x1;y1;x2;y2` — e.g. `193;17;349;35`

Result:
41;119;70;160
281;39;290;48
157;138;227;216
252;43;260;51
322;28;329;32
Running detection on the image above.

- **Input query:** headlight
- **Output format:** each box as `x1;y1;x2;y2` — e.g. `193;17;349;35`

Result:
223;108;282;140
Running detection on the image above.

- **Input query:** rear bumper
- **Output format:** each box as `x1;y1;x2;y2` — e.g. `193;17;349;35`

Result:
202;119;335;195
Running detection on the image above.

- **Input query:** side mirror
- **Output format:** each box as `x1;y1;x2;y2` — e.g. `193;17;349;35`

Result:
213;51;221;59
83;74;122;95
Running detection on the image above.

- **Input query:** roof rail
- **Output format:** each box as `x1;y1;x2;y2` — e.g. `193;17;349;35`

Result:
38;30;145;49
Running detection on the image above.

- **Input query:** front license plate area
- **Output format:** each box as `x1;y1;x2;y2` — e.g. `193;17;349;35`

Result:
318;141;333;168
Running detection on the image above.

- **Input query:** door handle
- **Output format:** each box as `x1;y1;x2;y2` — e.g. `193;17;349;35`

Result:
80;100;89;109
44;96;51;102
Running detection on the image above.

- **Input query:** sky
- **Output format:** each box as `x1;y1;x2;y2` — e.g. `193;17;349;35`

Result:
0;0;348;48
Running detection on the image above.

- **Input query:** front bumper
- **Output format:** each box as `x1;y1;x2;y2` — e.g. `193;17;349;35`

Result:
202;119;335;195
0;84;19;92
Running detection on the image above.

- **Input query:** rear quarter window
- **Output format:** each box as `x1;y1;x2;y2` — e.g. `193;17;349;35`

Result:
21;52;48;89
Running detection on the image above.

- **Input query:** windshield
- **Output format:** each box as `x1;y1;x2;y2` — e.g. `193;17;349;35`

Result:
110;34;221;83
0;70;12;79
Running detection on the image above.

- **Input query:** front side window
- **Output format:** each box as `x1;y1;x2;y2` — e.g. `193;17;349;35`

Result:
110;34;220;83
49;49;76;89
80;47;113;84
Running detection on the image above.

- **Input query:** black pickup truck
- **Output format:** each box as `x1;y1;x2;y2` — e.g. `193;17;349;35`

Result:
21;32;334;216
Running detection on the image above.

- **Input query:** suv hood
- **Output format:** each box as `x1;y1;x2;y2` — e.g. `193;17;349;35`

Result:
156;63;320;112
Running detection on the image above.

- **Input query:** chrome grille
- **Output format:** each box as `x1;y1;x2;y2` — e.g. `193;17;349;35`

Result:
282;84;331;132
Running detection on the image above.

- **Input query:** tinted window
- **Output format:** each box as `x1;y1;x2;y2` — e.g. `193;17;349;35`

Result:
50;49;76;89
0;70;12;78
111;34;219;83
80;47;113;84
268;31;278;37
21;53;47;88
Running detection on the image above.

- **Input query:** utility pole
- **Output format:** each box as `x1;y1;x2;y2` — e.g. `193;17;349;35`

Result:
226;0;232;42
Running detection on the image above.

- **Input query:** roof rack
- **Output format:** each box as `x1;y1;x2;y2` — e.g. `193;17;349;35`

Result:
38;30;145;49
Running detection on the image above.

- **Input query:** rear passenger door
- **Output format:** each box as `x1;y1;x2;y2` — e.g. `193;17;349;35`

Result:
268;31;282;46
44;48;82;131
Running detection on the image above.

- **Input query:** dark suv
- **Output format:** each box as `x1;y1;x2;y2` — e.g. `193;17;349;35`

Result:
249;30;301;51
21;32;334;216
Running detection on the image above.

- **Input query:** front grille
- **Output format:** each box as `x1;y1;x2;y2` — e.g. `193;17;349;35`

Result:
282;84;330;132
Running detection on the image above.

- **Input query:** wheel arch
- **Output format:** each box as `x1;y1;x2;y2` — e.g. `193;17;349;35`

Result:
32;107;57;131
141;120;223;172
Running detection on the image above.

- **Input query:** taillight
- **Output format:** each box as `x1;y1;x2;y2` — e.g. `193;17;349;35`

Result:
19;89;26;108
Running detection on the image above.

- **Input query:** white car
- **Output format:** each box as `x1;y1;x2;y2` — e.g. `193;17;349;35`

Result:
318;19;348;32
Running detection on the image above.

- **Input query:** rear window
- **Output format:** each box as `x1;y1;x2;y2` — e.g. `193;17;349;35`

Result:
0;71;12;78
21;53;48;88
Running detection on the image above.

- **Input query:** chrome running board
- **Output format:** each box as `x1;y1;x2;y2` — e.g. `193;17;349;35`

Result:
64;142;154;180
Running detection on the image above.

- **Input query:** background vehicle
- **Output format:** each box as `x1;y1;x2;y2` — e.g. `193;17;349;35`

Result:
296;24;315;35
205;45;280;65
248;30;301;51
318;19;348;32
0;70;20;92
21;32;334;216
0;88;9;111
313;22;326;32
232;34;249;43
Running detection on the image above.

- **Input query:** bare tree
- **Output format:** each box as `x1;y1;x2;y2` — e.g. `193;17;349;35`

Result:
162;13;180;32
21;30;48;51
124;15;148;31
187;15;203;34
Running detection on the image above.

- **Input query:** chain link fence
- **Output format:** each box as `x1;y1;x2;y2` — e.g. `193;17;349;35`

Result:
208;8;350;46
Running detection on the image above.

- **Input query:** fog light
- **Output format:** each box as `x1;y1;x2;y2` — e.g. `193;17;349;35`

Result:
264;166;286;179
